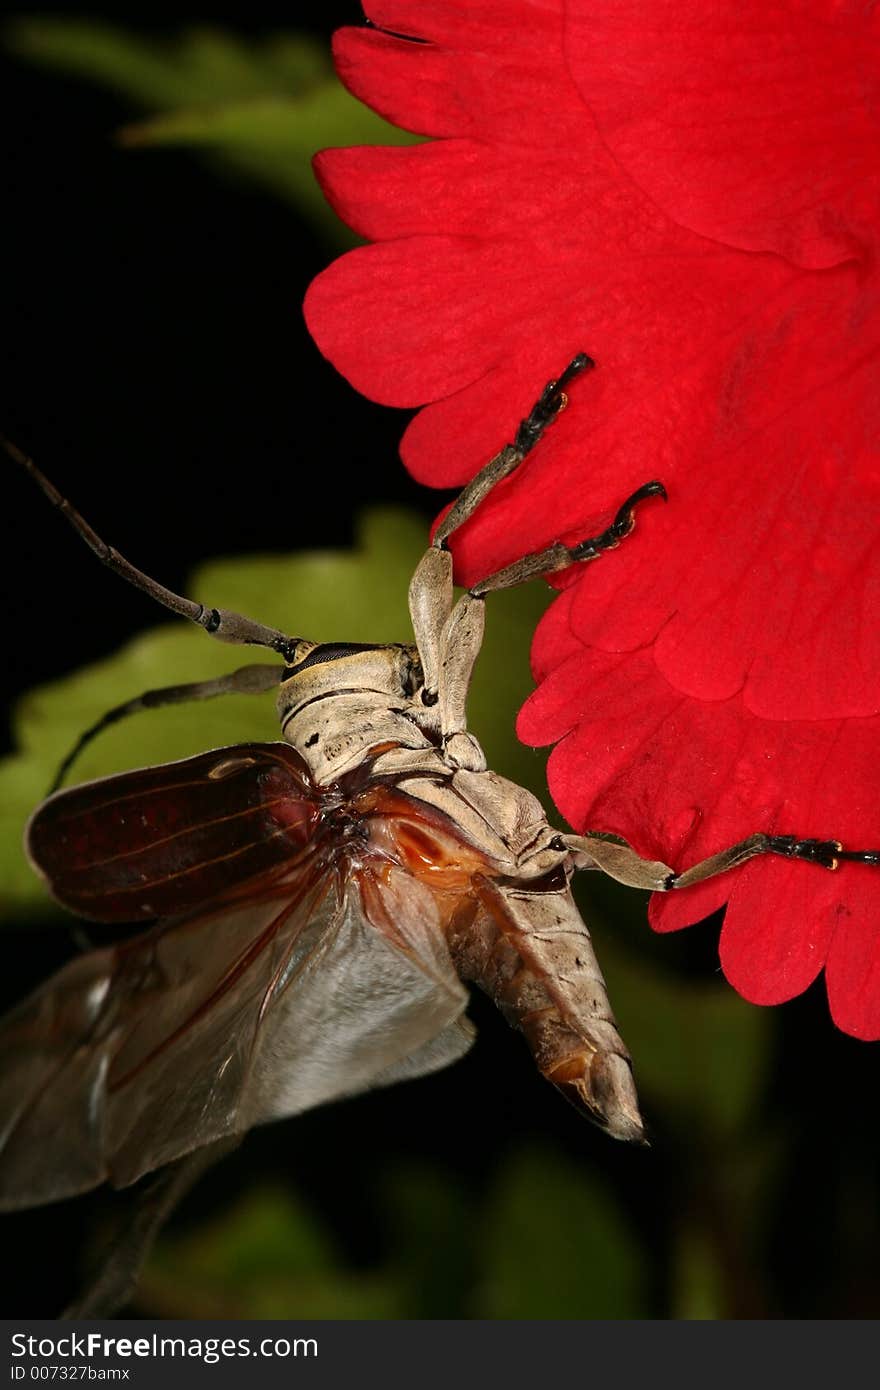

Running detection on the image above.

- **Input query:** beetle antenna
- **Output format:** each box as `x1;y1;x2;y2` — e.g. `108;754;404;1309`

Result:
2;434;307;663
46;664;283;795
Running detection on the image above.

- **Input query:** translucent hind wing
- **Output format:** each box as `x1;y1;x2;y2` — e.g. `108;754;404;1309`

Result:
0;853;471;1210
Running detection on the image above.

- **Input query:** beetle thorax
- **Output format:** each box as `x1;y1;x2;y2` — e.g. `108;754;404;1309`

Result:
276;642;434;783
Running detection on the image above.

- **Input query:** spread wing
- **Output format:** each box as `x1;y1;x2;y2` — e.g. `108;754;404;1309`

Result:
25;742;322;922
1;753;473;1211
0;860;472;1210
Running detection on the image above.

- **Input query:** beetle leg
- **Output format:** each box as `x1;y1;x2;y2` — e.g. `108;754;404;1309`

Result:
436;593;487;769
49;663;283;792
408;546;455;702
432;354;594;548
407;357;594;683
412;355;615;755
664;833;880;886
428;354;661;596
564;833;676;890
566;831;767;890
565;829;880;892
410;357;658;758
408;548;487;767
468;480;666;597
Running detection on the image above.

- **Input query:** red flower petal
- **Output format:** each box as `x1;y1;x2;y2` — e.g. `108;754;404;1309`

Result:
519;646;880;1035
333;9;586;144
549;294;880;721
314;138;632;245
564;0;880;269
718;862;832;1008
305;0;880;1036
308;197;880;723
825;887;880;1040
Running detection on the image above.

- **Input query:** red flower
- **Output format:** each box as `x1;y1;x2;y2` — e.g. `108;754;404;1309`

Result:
304;0;880;1038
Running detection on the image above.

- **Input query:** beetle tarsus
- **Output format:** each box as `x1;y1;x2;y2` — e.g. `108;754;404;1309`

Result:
838;848;880;866
765;835;880;871
514;353;595;456
658;830;880;890
468;477;666;596
572;479;667;560
432;354;595;547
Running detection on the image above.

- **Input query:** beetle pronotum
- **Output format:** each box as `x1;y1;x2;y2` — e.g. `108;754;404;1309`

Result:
2;355;876;1312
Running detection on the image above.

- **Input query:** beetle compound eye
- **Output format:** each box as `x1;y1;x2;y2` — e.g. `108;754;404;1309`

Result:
283;641;376;678
401;649;424;696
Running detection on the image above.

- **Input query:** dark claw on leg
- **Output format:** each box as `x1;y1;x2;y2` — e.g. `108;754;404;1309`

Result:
610;481;668;536
514;353;595;456
767;835;880;870
572;480;667;561
838;848;880;866
432;354;597;550
470;475;667;596
766;835;843;869
555;352;595;392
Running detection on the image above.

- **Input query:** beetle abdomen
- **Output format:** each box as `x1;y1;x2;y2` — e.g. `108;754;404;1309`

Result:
447;873;646;1143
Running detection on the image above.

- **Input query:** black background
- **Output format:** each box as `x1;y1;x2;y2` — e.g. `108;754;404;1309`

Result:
1;0;424;717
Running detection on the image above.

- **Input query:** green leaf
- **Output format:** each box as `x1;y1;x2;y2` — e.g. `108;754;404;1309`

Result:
670;1222;728;1320
0;507;550;921
381;1162;477;1317
4;19;420;240
138;1186;401;1318
478;1146;647;1318
117;87;417;241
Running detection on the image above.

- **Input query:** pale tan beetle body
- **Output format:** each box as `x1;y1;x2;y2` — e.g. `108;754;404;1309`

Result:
274;544;646;1142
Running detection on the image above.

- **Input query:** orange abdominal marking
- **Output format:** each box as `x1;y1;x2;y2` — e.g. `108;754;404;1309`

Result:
371;815;489;888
